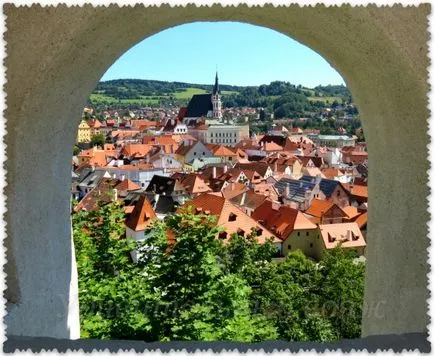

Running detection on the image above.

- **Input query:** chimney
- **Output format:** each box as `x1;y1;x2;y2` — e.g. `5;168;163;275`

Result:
299;181;303;188
346;229;352;241
112;188;118;201
212;166;217;179
153;184;157;193
305;189;312;199
315;174;321;184
274;162;278;173
121;174;125;181
285;183;290;197
223;165;228;174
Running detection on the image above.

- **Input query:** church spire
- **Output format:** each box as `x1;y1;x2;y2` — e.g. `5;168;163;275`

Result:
213;71;220;95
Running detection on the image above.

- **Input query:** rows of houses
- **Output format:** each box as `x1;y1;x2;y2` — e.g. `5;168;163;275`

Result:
74;75;367;262
73;128;368;262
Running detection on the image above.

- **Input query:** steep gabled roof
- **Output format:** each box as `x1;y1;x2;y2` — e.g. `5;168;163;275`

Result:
185;94;213;117
182;193;279;244
125;196;157;231
252;200;317;240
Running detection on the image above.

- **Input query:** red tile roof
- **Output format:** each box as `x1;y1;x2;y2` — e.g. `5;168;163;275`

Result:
182;193;280;244
252;200;317;240
125;196;157;231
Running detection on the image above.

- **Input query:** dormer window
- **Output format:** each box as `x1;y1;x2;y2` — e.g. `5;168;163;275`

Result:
218;231;227;239
229;212;237;222
256;228;263;236
237;228;245;237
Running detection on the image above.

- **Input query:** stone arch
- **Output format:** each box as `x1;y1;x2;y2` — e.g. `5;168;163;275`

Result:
4;4;429;339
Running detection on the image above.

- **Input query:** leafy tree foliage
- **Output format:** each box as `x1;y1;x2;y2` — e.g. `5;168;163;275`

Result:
73;202;365;342
91;133;106;147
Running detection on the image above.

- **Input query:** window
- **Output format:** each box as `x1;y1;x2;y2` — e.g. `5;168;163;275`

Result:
256;228;263;236
193;152;196;156
337;190;341;197
210;139;213;143
229;212;237;221
237;228;245;236
306;231;309;236
310;243;313;248
297;231;300;236
288;244;292;250
218;232;227;239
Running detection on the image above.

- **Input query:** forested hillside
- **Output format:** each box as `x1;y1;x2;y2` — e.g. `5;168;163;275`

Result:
89;79;354;119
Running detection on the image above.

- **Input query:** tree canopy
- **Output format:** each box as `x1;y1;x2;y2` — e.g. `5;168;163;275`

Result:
73;201;365;342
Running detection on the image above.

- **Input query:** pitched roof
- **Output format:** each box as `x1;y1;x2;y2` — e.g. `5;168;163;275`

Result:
183;193;279;244
300;176;341;198
145;175;176;195
185;94;213;117
178;174;212;195
230;190;268;210
342;206;361;220
342;183;368;199
354;211;368;229
252;200;317;240
321;168;345;179
207;144;237;157
125;196;157;231
235;162;270;177
264;141;283;152
221;182;249;199
74;178;120;212
304;199;336;217
296;155;324;168
115;179;141;193
319;223;366;249
120;144;153;158
274;177;317;203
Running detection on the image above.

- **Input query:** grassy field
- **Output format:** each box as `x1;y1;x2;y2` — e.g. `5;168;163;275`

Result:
90;87;238;106
308;96;343;104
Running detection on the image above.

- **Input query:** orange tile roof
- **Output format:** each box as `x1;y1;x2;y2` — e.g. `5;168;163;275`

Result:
208;144;237;157
179;174;212;195
182;193;280;245
342;184;368;199
321;168;344;179
304;199;347;220
319;223;366;249
342;206;361;220
74;178;120;212
252;200;317;240
264;141;283;152
354;212;368;228
121;144;153;158
125;196;157;231
221;182;249;199
115;179;141;192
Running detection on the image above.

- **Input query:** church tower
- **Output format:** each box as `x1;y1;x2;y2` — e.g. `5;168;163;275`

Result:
211;72;223;120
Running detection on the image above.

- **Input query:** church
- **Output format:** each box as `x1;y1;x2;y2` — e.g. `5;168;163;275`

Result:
179;73;249;146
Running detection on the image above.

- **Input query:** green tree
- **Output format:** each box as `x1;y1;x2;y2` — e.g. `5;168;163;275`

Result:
73;201;158;340
317;248;365;339
91;133;106;147
73;145;80;156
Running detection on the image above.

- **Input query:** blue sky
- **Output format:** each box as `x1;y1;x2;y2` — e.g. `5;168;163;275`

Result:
101;21;345;88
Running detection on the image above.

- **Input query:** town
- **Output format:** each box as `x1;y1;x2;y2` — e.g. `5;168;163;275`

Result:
72;73;368;262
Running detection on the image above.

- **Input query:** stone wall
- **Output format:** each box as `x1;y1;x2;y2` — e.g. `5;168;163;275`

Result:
3;4;430;339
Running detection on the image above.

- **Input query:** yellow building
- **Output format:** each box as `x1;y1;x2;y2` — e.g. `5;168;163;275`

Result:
77;120;91;143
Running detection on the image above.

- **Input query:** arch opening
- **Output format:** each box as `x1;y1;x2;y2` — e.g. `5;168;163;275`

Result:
4;5;429;344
